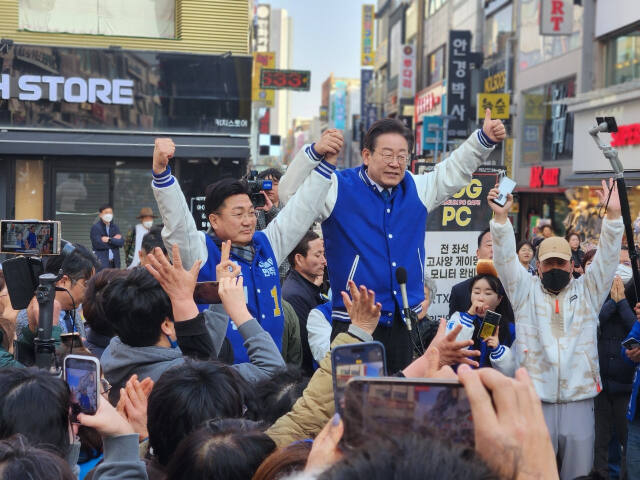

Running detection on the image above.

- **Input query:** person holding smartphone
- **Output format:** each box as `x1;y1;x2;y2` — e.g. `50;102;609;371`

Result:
623;305;640;479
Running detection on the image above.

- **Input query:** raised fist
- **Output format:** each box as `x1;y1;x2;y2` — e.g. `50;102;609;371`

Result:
153;138;175;174
315;129;344;157
482;109;506;144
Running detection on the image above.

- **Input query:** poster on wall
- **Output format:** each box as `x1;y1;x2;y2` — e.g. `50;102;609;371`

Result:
424;165;505;319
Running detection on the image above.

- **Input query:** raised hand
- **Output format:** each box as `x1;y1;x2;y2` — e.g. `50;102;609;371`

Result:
305;413;344;474
487;187;513;224
116;374;153;441
153;138;175;175
341;280;381;336
78;395;135;438
430;318;481;368
597;178;621;220
215;240;241;280
218;276;252;327
316;129;344;166
402;322;457;379
611;276;625;303
482;109;506;143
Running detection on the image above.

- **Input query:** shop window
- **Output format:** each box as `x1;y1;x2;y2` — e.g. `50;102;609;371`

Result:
605;29;640;86
483;4;513;60
427;0;448;17
518;0;583;71
425;46;445;87
521;77;575;163
19;0;176;39
55;171;109;248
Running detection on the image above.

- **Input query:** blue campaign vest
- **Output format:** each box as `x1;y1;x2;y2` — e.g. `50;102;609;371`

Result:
321;167;427;326
198;232;284;364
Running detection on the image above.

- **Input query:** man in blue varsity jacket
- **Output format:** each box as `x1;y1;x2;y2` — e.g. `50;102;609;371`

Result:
622;311;640;478
280;110;506;372
150;136;340;364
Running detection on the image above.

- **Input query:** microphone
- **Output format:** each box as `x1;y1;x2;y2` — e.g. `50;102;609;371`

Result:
395;267;411;331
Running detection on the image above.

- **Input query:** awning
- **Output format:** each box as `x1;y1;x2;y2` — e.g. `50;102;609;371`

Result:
514;187;567;194
0;129;249;159
564;171;640;187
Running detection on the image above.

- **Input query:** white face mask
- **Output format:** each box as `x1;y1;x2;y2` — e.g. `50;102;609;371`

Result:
142;220;153;229
102;213;113;223
616;264;633;285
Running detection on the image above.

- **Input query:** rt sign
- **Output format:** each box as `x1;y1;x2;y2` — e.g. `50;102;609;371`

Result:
540;0;573;35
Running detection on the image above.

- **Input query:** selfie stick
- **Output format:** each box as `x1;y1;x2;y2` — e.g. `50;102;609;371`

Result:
589;121;640;301
33;273;60;373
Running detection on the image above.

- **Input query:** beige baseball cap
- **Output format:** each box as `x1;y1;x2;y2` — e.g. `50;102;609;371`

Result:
538;237;572;262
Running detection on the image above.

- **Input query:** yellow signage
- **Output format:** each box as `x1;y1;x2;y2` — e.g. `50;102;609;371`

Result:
252;52;275;107
361;5;375;66
476;93;510;120
484;71;506;93
505;138;514;178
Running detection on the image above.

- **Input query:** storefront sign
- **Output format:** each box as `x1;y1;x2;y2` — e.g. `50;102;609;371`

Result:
360;68;377;133
540;0;573;36
0;74;134;105
260;69;311;91
252;52;276;107
361;4;375;66
319;105;328;123
425;166;505;319
447;30;472;138
398;44;416;100
529;166;560;188
255;4;271;52
611;123;640;147
331;81;347;130
414;83;444;125
190;197;208;231
422;115;443;152
476;93;510;119
484;70;506;93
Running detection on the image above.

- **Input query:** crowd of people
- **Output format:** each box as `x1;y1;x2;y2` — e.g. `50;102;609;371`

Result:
0;111;638;480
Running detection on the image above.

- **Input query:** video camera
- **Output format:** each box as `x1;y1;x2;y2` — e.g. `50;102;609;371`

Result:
0;220;75;373
246;170;272;208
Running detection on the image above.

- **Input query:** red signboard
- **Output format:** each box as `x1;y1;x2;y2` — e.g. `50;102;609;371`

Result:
611;123;640;147
529;166;560;188
414;83;444;125
260;69;311;91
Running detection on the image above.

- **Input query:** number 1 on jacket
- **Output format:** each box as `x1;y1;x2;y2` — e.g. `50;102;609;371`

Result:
270;286;281;317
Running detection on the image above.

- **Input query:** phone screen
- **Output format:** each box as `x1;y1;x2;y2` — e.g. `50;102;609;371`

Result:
343;378;474;449
0;220;61;255
479;310;501;340
64;356;99;419
331;342;386;416
193;281;221;304
622;338;640;350
492;176;516;207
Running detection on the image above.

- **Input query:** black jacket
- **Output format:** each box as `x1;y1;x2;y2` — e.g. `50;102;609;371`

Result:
90;220;124;270
598;297;637;393
282;270;325;374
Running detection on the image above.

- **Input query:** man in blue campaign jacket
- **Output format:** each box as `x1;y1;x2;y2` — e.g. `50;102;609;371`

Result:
280;110;506;372
622;311;640;478
150;136;339;364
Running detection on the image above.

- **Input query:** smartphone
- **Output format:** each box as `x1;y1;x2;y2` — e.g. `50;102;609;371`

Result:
622;338;640;350
331;342;386;416
60;332;83;352
479;310;501;340
491;175;516;207
342;377;473;449
193;281;221;304
64;354;100;420
0;220;61;255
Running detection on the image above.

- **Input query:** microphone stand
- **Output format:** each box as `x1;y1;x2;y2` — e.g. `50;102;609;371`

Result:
34;273;61;374
589;123;640;301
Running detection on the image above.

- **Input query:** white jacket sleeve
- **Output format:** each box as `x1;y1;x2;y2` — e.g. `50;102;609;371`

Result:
582;217;624;312
490;218;534;313
411;129;496;211
151;169;208;270
264;156;336;266
489;344;517;377
307;308;332;364
279;143;337;219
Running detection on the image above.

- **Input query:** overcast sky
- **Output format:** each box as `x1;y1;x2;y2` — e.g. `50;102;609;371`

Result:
266;0;372;119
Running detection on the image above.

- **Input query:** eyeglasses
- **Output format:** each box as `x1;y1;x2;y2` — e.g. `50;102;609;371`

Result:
100;378;112;395
214;211;258;221
374;150;409;165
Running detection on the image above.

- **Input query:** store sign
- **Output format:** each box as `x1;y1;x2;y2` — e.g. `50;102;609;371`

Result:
260;69;311;91
540;0;573;36
414;83;444;125
361;4;375;66
255;4;271;52
422;115;443;152
484;71;506;93
0;74;134;105
360;68;377;132
319;105;328;123
611;123;640;147
447;30;472;138
252;52;276;107
529;166;560;188
190;197;208;231
398;44;416;100
476;93;510;119
332;81;347;130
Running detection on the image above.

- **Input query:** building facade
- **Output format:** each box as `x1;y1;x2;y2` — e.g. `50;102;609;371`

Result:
0;0;251;251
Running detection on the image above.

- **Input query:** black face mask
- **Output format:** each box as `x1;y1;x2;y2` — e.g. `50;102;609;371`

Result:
541;268;571;292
